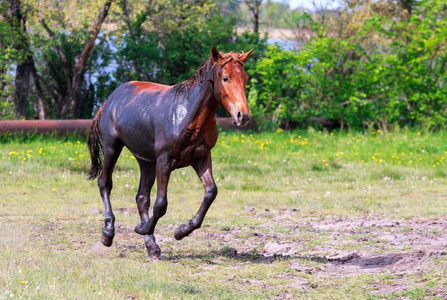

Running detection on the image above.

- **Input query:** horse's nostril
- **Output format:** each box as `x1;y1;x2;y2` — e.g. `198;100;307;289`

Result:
237;111;243;122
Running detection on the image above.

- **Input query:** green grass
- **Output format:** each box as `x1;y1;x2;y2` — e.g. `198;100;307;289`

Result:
1;129;447;299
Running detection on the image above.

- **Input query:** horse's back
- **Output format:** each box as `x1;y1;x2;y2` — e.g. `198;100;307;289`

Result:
105;81;171;108
101;80;172;123
98;81;173;161
127;81;171;93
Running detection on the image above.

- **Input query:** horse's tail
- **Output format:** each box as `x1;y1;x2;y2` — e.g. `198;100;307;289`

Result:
87;106;104;181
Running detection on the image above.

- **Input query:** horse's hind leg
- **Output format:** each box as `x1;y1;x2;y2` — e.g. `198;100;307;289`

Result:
134;158;160;258
174;152;217;240
134;153;171;237
98;139;123;247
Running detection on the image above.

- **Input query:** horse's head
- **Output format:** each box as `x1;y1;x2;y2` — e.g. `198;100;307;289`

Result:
211;47;253;127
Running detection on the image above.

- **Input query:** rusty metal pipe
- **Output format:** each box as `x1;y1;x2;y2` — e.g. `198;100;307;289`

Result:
0;118;254;136
0;120;93;136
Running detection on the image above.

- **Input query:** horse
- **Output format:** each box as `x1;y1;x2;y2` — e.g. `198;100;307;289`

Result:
87;47;253;258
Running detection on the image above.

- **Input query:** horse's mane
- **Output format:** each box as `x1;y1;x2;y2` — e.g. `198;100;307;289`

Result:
172;51;245;96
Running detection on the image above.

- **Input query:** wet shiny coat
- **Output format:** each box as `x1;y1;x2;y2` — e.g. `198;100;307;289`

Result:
87;47;253;258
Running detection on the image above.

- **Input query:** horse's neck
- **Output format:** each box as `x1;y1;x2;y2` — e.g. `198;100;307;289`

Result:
171;81;216;134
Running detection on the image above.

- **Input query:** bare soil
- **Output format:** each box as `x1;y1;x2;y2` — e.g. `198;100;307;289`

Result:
174;211;446;297
79;208;447;297
268;213;447;297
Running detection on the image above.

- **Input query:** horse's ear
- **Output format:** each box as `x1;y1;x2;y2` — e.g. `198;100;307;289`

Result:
211;46;222;62
239;49;254;63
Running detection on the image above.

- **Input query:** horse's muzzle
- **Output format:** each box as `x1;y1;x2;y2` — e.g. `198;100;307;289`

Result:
233;111;251;127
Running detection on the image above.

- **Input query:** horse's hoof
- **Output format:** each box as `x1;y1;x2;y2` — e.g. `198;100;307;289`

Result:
134;222;151;235
144;235;160;259
145;242;161;259
101;228;115;247
174;224;189;240
147;247;161;260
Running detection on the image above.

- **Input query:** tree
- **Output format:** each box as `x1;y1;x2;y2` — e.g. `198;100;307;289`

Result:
40;0;113;118
264;0;290;29
112;0;258;86
2;0;45;119
0;1;18;119
0;0;115;119
250;0;447;131
245;0;262;35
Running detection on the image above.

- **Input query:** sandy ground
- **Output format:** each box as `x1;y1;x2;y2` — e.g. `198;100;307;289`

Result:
81;206;447;298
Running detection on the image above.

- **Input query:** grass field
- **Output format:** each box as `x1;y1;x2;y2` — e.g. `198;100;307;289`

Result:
1;128;447;299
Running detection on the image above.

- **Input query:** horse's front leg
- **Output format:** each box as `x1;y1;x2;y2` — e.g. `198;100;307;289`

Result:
133;158;160;258
174;151;217;240
135;154;171;238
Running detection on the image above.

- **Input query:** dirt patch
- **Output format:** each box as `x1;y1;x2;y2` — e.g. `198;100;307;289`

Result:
195;214;447;296
33;212;447;297
146;214;447;279
259;214;447;272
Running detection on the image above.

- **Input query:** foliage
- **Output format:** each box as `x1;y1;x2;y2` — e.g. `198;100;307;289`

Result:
0;0;29;119
250;0;447;131
0;97;17;120
2;0;447;130
0;0;269;119
112;1;265;86
0;0;116;119
237;0;296;30
252;45;305;124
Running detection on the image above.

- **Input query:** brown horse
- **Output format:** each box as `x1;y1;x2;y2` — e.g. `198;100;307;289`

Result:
87;47;253;258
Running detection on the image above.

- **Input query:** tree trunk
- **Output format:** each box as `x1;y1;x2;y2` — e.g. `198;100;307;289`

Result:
10;0;32;118
249;0;260;35
31;61;46;120
67;0;113;118
399;0;414;16
0;65;5;93
9;0;45;119
14;56;33;118
255;2;260;34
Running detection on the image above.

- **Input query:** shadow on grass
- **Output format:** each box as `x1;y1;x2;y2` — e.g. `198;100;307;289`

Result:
328;252;404;269
164;247;408;271
163;246;328;264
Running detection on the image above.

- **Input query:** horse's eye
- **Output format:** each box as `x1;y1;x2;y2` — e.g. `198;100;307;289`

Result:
223;77;229;83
